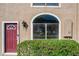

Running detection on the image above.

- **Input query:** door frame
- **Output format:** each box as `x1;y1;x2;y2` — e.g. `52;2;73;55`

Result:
2;21;19;55
31;13;61;40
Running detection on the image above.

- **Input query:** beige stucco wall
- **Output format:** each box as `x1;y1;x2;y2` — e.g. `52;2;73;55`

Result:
77;3;79;42
0;3;79;50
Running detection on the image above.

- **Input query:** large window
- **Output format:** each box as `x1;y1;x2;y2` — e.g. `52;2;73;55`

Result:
33;14;59;39
32;3;60;7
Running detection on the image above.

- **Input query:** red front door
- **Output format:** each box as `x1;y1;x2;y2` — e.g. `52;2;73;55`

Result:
5;23;17;53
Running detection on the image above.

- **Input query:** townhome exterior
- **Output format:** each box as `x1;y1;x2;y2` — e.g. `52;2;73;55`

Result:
0;3;79;55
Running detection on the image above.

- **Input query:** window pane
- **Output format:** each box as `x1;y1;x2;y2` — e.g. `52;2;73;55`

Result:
33;15;59;23
33;23;45;39
33;3;45;6
46;3;59;6
47;23;59;39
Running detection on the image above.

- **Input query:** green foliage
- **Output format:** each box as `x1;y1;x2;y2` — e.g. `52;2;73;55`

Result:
17;40;79;56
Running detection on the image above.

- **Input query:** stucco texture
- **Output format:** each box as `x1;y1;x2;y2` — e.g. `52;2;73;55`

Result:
0;3;79;50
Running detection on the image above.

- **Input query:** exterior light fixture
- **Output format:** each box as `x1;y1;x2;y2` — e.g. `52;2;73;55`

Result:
22;21;28;30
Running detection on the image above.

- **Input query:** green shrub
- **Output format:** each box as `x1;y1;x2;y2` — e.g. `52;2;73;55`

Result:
17;40;79;56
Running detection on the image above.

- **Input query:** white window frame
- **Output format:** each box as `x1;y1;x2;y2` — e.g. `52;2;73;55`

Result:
31;13;61;40
2;21;19;55
31;3;61;8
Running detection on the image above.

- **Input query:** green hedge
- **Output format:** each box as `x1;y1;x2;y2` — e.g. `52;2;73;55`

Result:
17;40;79;56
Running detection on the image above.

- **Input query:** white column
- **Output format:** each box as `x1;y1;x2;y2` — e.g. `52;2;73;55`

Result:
45;24;47;40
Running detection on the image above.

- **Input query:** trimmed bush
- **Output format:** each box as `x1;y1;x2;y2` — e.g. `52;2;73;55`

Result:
17;40;79;56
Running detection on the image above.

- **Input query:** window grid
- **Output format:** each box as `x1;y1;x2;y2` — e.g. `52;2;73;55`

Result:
33;23;59;39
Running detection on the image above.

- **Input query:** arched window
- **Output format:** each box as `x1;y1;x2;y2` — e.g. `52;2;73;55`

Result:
32;14;60;39
33;15;59;23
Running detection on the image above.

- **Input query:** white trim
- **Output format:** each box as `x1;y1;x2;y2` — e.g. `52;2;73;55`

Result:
31;13;61;40
2;21;19;55
31;3;61;8
45;24;47;40
3;53;17;56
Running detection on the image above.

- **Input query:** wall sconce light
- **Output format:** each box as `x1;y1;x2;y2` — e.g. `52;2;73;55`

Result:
22;21;28;30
